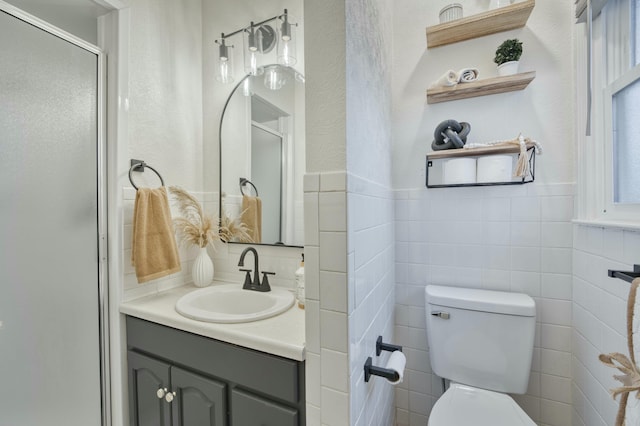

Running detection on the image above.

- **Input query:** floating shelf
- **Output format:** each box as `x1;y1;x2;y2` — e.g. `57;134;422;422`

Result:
426;141;537;160
427;71;535;104
426;0;535;48
426;143;536;188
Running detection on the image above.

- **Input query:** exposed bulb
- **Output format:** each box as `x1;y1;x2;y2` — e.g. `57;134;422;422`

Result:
216;36;234;83
264;66;285;90
242;77;253;97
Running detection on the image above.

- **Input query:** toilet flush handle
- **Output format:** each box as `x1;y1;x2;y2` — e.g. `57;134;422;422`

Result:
431;311;450;319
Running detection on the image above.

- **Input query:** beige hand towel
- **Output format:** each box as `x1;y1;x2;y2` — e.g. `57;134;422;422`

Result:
131;187;181;283
241;195;262;243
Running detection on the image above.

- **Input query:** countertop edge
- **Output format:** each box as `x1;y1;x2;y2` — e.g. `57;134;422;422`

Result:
120;285;306;362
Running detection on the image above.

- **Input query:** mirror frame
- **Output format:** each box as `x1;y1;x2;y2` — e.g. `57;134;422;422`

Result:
218;68;304;249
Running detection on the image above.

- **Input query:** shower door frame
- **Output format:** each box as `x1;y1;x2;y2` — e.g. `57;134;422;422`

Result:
0;2;111;425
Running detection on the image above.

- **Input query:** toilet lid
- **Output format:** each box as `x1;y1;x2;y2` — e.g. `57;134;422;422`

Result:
428;383;536;426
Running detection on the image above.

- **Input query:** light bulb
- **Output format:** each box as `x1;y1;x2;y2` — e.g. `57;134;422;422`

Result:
277;11;296;66
242;77;253;97
216;36;234;83
264;66;285;90
244;23;264;76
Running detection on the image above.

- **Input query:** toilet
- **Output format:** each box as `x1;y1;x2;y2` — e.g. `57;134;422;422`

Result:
424;285;537;426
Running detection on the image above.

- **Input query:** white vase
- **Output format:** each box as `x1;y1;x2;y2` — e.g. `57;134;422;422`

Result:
497;61;520;76
192;247;214;288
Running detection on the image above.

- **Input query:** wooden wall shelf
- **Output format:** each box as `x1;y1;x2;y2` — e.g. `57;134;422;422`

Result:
426;143;537;188
426;71;535;104
426;0;535;48
427;141;537;160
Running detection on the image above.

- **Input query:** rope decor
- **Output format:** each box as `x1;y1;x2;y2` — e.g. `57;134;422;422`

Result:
464;134;542;178
599;277;640;426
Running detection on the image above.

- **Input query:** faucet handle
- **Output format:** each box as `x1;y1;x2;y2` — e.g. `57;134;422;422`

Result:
239;268;253;289
260;271;275;292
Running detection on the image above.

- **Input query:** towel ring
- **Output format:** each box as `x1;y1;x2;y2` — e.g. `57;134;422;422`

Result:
239;178;259;197
129;159;165;190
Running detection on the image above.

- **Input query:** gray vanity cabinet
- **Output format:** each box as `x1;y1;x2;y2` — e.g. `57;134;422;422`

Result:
128;351;226;426
128;351;172;426
171;367;227;426
126;316;305;426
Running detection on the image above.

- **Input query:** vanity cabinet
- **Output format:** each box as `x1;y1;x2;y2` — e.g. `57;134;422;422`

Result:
126;316;305;426
129;351;226;426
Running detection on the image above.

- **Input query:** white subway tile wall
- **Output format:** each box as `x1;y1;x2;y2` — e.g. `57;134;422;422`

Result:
305;172;396;426
395;184;575;426
572;224;640;426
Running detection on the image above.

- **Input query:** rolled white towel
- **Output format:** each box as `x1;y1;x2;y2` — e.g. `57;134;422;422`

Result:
457;68;479;83
430;70;458;88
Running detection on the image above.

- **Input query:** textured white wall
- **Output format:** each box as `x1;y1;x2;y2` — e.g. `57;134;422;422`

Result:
345;0;396;425
127;0;203;192
346;0;393;186
392;0;575;189
304;0;347;174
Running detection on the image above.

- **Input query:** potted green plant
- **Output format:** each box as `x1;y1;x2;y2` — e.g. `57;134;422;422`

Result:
494;38;523;76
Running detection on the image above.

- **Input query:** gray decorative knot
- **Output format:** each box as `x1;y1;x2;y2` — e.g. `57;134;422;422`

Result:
431;119;471;151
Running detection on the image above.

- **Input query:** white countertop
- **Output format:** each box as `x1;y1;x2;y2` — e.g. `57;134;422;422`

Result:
120;283;306;361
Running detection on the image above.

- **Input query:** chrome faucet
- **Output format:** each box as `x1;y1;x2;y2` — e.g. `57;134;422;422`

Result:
237;247;274;292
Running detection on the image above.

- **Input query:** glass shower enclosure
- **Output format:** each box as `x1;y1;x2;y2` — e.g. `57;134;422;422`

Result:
0;6;106;425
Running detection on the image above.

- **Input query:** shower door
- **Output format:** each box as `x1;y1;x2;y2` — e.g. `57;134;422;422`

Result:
0;7;104;426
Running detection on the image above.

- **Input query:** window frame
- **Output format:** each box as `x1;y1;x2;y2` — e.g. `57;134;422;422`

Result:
603;63;640;220
576;0;640;225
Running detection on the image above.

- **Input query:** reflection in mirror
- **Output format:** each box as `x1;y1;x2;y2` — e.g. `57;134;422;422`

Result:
220;64;305;247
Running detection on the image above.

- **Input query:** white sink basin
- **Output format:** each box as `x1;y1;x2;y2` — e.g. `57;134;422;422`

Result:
175;284;295;323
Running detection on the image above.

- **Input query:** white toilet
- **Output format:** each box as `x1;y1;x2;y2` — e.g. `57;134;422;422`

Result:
424;285;537;426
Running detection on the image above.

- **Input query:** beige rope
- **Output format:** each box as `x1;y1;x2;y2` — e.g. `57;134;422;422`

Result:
599;277;640;426
463;134;542;178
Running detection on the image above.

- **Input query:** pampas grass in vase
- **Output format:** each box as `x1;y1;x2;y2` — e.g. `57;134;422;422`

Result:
220;207;252;243
169;186;218;287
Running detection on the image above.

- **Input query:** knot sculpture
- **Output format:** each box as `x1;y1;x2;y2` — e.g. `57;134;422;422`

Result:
431;119;471;151
599;277;640;426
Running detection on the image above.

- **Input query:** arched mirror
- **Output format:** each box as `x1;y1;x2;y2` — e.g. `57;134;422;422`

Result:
219;64;305;247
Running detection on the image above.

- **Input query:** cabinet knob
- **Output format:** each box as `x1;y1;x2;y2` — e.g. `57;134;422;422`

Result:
165;391;176;403
156;388;167;399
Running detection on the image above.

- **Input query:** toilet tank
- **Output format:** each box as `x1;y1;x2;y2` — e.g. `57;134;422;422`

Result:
425;285;536;394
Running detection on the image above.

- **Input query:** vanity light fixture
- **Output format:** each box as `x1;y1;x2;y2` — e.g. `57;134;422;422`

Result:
277;9;297;66
264;65;286;90
243;22;260;76
215;34;234;84
216;9;297;84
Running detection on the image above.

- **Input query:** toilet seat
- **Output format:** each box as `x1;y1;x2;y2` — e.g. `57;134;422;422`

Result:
428;383;536;426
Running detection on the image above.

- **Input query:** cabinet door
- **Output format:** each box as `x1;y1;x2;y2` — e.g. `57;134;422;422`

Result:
171;366;227;426
128;351;172;426
231;389;298;426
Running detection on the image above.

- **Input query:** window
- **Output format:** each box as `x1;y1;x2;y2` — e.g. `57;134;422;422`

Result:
611;69;640;204
578;0;640;223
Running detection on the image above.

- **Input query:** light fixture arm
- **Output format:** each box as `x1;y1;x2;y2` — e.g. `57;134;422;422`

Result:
217;10;287;41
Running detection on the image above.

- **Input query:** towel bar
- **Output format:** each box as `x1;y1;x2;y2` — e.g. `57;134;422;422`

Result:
608;265;640;283
129;159;164;190
239;177;259;196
